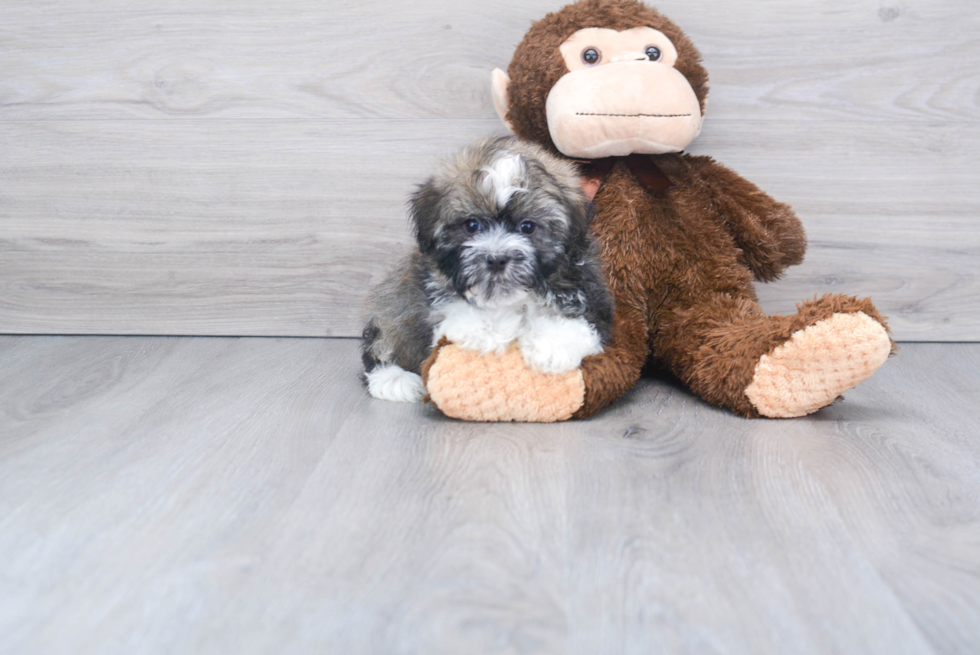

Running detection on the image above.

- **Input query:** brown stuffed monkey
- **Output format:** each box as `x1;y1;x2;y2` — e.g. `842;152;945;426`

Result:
422;0;894;421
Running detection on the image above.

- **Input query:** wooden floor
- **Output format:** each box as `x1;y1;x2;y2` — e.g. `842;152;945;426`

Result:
1;336;978;654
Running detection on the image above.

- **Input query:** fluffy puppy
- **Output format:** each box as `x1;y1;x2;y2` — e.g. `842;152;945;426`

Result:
362;136;613;403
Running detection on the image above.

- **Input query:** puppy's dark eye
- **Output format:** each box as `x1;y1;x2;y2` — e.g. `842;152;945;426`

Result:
645;46;661;61
582;48;600;65
519;220;536;235
464;219;481;234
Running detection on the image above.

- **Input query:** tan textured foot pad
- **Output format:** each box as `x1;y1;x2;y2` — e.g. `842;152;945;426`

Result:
746;312;892;418
425;344;585;422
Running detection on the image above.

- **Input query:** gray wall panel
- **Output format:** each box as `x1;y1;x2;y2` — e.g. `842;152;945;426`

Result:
1;1;976;338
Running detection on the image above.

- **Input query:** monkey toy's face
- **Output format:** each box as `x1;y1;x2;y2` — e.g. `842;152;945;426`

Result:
546;27;702;157
492;3;709;160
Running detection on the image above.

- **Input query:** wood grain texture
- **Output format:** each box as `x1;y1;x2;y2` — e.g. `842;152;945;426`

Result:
0;0;978;339
0;336;978;654
2;118;978;339
0;0;976;122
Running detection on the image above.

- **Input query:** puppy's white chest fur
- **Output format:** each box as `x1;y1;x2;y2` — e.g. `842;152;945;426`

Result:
433;296;603;374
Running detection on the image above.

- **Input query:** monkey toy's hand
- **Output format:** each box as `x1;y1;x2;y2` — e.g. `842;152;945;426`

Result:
420;338;587;422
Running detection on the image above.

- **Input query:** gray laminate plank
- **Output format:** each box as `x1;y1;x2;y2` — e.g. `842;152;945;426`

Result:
0;337;368;653
0;337;978;654
0;0;976;122
562;343;980;654
2;119;977;339
202;406;571;654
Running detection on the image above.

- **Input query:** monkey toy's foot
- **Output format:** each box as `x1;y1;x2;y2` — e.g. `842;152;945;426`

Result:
745;311;892;418
421;339;585;422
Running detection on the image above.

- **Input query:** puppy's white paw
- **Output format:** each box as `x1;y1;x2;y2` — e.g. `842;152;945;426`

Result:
434;301;521;354
519;316;603;374
366;364;426;403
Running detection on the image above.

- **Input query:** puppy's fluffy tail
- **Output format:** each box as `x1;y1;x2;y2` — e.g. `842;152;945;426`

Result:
361;319;384;374
361;319;426;403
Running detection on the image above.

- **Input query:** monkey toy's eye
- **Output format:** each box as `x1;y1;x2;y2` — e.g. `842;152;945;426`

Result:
582;48;601;65
464;218;481;234
645;45;661;61
519;220;536;235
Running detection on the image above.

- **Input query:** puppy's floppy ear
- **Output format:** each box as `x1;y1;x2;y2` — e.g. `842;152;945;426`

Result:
562;191;594;258
409;177;442;254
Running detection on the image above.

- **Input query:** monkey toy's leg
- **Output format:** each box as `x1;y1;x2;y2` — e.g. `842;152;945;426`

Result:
640;154;895;418
570;290;651;418
651;292;894;418
568;163;668;419
422;272;651;423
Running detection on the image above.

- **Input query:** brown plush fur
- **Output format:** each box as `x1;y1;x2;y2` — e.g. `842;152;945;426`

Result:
425;0;894;419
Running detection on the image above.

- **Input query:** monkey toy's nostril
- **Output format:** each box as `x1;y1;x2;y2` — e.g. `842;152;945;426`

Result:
486;255;510;273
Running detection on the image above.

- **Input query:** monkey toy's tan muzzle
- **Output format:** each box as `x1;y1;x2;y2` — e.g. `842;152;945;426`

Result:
545;61;703;159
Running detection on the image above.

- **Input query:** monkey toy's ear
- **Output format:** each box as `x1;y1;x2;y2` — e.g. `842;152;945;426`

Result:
490;69;513;132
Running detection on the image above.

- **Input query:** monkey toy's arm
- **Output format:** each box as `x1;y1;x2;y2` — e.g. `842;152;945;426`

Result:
658;155;808;283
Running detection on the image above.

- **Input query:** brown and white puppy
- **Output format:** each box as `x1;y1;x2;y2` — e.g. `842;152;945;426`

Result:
362;136;613;402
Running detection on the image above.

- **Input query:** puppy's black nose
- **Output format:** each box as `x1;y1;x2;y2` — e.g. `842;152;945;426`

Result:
486;255;510;273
